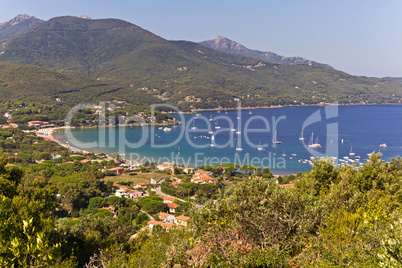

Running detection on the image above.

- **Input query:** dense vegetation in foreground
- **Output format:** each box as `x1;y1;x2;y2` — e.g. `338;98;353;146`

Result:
2;132;402;267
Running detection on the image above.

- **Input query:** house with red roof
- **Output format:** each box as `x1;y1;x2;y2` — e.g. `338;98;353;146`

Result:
175;215;191;227
147;220;175;231
135;182;147;190
167;202;179;214
157;162;174;172
105;167;125;175
126;189;143;198
163;196;174;204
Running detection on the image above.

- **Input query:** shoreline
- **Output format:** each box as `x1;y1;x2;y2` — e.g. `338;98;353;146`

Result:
36;103;398;176
43;126;297;176
169;102;402;114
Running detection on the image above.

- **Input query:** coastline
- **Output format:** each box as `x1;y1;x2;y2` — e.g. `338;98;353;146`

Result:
40;125;300;176
39;126;291;176
35;103;400;176
169;102;402;114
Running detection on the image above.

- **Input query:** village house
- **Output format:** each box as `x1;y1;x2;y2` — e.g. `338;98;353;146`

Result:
80;159;92;165
147;220;175;231
114;189;130;198
175;215;191;227
105;167;125;175
194;170;213;176
191;174;218;184
167;202;179;214
112;183;124;190
126;189;143;199
159;212;175;224
135;182;147;190
158;212;171;221
27;121;50;128
171;181;183;187
183;167;194;174
163;196;174;204
156;162;174;172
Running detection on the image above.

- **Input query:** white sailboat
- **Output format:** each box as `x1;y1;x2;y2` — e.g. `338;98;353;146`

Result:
299;130;305;140
349;145;355;156
272;130;282;144
215;121;221;129
236;147;243;151
380;143;387;148
257;140;264;151
191;120;197;130
231;123;236;132
211;135;215;140
308;132;320;148
209;115;213;121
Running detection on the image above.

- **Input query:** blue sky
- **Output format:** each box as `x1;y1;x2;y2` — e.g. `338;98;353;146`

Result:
1;0;401;77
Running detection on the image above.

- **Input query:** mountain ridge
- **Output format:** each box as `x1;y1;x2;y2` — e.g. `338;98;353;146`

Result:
383;77;402;83
200;35;332;68
0;14;43;40
0;15;402;111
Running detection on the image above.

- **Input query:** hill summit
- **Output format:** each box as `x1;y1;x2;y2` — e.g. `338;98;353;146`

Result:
0;15;401;111
0;14;43;40
200;35;332;68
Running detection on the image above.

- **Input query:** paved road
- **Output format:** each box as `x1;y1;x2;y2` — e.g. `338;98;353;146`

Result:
155;186;202;209
154;186;187;203
140;209;154;221
130;210;153;240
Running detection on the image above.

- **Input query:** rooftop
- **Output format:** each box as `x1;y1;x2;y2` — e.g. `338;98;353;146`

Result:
167;203;179;209
176;215;191;221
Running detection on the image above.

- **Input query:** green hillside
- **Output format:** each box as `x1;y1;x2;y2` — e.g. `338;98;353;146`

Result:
172;41;402;105
0;16;402;110
0;61;161;108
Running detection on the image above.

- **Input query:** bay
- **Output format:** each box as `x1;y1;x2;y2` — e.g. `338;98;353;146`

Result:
53;105;402;175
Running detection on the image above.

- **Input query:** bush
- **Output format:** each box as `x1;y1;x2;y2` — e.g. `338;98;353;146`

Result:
88;197;106;210
143;201;168;214
71;211;80;218
107;196;124;207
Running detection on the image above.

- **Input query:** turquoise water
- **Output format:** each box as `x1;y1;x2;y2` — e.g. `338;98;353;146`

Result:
53;105;402;174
